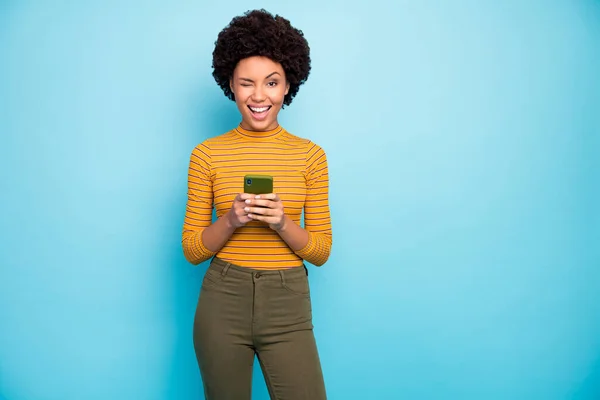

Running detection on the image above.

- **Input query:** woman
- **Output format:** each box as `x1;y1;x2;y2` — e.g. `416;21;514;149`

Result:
182;9;332;400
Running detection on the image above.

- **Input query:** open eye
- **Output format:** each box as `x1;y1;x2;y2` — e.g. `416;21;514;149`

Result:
267;81;278;87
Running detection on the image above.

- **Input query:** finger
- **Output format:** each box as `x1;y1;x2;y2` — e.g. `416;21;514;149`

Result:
243;197;272;206
249;199;277;208
248;214;277;224
235;194;254;205
238;193;254;201
245;206;272;216
254;193;280;202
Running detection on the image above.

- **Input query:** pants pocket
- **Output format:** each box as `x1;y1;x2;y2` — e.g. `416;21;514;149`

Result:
281;273;310;296
201;267;225;289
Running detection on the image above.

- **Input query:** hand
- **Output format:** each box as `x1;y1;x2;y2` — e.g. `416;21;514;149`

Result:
226;193;255;229
244;193;287;232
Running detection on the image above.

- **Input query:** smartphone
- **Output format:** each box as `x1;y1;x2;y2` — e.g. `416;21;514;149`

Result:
244;174;273;195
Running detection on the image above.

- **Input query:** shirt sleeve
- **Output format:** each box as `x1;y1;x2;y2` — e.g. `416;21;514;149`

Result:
294;142;333;266
181;142;216;264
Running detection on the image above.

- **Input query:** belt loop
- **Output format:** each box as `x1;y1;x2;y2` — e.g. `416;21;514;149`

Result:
278;270;286;286
221;262;231;277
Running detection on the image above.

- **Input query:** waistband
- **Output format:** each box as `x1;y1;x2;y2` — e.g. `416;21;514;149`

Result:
209;256;308;279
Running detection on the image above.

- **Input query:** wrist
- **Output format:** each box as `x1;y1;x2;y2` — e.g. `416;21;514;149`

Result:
275;215;290;233
223;210;236;231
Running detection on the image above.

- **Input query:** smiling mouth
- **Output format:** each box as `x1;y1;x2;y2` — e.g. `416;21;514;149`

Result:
247;105;272;121
248;105;272;113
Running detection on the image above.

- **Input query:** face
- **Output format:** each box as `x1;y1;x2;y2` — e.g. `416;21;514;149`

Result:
230;56;290;131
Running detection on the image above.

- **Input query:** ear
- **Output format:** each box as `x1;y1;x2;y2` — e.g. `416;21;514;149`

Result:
229;78;234;93
285;81;290;96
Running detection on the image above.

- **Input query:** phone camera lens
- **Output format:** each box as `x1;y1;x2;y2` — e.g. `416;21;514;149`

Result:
246;179;252;185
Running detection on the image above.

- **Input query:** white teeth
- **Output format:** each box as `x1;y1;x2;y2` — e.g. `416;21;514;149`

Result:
249;106;270;113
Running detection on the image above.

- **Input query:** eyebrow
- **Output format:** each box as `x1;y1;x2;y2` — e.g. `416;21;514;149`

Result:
239;71;282;82
265;71;281;79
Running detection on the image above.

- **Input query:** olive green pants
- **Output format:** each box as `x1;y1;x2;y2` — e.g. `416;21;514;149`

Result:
193;256;327;400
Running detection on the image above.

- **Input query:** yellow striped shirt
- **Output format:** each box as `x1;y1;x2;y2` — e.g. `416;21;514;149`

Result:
182;125;332;269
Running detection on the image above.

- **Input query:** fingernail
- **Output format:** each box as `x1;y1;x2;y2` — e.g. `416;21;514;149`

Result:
244;207;249;212
255;195;260;199
245;199;251;204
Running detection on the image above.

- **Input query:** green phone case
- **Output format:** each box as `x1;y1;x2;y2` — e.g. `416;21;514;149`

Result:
244;174;273;194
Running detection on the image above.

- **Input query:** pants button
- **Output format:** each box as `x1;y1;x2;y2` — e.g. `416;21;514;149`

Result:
255;272;261;278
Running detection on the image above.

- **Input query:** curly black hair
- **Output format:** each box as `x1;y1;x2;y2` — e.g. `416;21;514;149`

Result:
212;9;311;107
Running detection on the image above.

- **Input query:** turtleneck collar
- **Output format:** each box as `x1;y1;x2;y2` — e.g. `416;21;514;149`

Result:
234;124;284;139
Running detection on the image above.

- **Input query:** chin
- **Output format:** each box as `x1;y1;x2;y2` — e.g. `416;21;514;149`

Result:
244;117;277;131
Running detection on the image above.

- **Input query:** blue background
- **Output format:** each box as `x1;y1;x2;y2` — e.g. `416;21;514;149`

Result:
1;1;599;399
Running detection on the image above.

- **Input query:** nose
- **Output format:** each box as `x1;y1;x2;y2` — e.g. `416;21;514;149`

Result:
251;86;266;103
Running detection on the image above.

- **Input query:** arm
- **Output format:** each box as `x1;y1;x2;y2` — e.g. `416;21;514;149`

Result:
181;143;218;264
292;144;332;266
201;192;255;252
243;143;332;266
182;143;255;264
274;214;310;252
248;144;333;265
